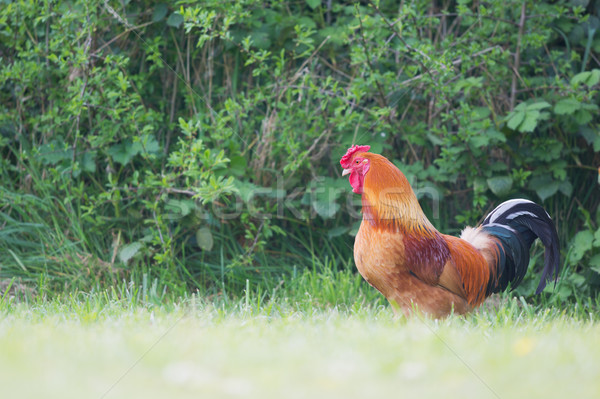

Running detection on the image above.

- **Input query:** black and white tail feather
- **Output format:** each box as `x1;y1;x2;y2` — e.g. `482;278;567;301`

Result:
465;199;560;296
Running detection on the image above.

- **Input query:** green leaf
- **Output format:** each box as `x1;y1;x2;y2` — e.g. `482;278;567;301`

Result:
39;141;72;165
559;180;573;197
229;156;247;177
486;128;507;143
82;151;96;173
108;143;133;165
526;101;551;110
554;98;581;115
368;141;384;154
520;111;540;132
166;13;183;28
140;134;160;154
513;102;529;112
348;220;362;237
571;71;591;86
581;102;599;111
234;180;261;203
529;175;559;201
487;176;513;197
165;199;194;217
453;77;484;94
469;134;490;148
588;69;600;86
569;230;594;265
556;284;572;301
473;106;490;119
506;111;525;130
490;162;508;172
312;200;340;219
152;4;168;22
535;181;559;201
590;254;600;274
574;109;593;125
298;16;317;29
507;102;550;132
569;272;586;286
570;69;600;86
250;31;271;49
196;227;214;251
306;0;321;9
594;228;600;247
119;242;143;264
579;127;597;144
474;177;487;191
594;136;600;152
328;226;349;239
426;133;444;146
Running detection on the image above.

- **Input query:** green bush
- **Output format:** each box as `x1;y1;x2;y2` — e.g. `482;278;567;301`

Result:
1;0;599;301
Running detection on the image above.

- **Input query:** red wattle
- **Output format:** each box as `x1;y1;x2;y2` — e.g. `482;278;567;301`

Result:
349;170;363;194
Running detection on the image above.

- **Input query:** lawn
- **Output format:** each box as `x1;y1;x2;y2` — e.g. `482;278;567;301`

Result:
1;286;598;399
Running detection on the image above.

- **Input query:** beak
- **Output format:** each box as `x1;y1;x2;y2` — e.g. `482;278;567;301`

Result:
342;168;351;176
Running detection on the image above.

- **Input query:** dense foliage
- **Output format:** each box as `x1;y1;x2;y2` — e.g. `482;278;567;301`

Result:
1;0;599;303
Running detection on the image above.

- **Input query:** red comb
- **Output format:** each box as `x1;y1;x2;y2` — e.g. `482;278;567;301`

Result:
340;145;371;168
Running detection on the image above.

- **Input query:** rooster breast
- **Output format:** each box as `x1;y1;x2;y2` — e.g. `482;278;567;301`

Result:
354;221;407;295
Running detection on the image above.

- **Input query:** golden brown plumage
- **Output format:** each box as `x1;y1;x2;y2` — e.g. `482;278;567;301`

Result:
340;145;560;318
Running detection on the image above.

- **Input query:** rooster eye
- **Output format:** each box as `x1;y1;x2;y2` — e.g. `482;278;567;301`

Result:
355;160;360;164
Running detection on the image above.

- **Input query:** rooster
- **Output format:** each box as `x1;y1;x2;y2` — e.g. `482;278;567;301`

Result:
340;145;560;318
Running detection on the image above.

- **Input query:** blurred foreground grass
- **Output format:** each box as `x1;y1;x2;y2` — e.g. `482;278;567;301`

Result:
0;290;598;399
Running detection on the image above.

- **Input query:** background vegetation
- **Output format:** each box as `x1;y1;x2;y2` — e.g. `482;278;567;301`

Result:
1;0;600;306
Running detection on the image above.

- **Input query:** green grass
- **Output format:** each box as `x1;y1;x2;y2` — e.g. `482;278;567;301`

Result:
1;276;599;399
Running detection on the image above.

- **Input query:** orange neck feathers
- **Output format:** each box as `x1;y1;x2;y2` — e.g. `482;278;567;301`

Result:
360;153;435;235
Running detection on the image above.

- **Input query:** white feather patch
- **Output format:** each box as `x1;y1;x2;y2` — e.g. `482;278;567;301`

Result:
505;210;537;220
487;199;535;223
460;226;496;251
